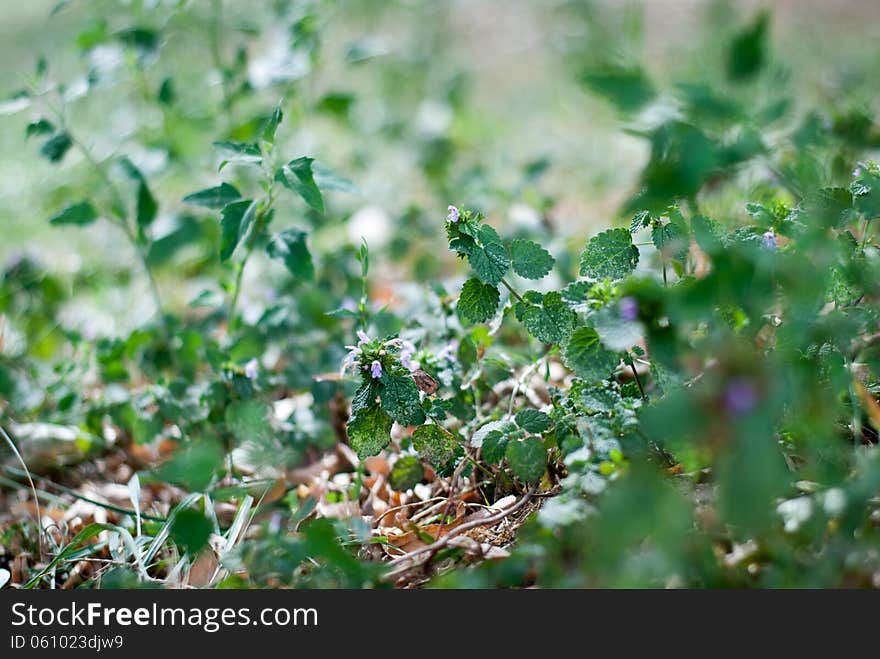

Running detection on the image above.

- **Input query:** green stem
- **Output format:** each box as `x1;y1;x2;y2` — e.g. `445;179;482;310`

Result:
227;252;251;334
630;362;647;400
227;190;274;334
501;278;523;303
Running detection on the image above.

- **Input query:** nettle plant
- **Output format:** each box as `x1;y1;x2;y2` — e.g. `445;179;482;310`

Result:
341;202;649;487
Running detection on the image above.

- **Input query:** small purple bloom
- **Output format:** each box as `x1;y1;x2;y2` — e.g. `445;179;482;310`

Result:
619;296;638;322
243;358;259;380
357;330;371;346
399;340;418;371
725;377;757;415
762;230;777;251
342;346;361;371
437;339;459;361
446;205;460;223
370;360;383;379
853;168;862;177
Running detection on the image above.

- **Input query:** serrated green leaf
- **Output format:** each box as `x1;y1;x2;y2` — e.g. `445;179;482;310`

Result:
49;200;98;226
278;157;324;213
412;424;457;467
510;239;554;279
389;456;424;491
457;277;500;323
183;183;242;209
266;228;314;280
481;430;509;464
346;403;393;459
351;379;379;415
219;200;257;261
561;280;592;308
630;210;652;233
563;327;619;382
515;409;552;433
652;220;689;261
379;372;425;426
506;438;546;482
467;224;510;285
579;228;639;280
514;291;577;344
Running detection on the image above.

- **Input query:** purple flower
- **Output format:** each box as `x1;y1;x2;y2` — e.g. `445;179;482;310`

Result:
761;230;777;251
370;360;383;379
619;296;638;322
342;345;362;372
357;330;371;346
446;205;460;223
436;339;459;361
724;377;757;415
853;168;862;177
399;340;418;371
243;358;259;380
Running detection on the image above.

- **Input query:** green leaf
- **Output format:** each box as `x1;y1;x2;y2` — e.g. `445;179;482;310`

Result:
563;327;619;382
630;210;652;233
312;163;360;195
170;508;213;555
581;63;655;113
579;228;639;280
379;372;426;427
514;291;577;344
183;183;242;209
40;132;72;162
351;379;379;415
589;307;643;352
652;220;689;262
346;403;393;459
26;118;54;138
481;430;509;464
510;239;555;279
691;214;724;252
727;11;769;82
50;201;98;226
457;278;500;323
266;228;315;281
389;456;424;491
412;424;457;467
515;409;552;433
213;141;262;170
120;158;157;228
505;438;546;482
467;224;510;285
219;200;257;261
262;100;283;145
278;157;324;213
